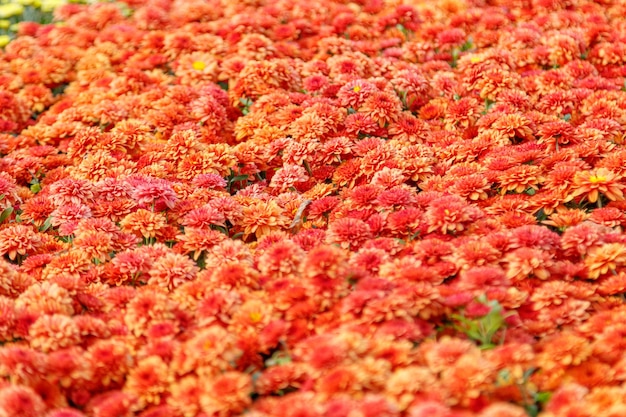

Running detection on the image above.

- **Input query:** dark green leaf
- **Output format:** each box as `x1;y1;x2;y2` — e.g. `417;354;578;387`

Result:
39;216;52;232
0;206;13;223
230;175;249;183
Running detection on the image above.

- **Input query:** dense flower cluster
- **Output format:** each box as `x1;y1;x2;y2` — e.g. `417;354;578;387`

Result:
1;0;626;415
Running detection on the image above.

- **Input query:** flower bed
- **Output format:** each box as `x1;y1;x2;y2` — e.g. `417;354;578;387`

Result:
1;0;626;416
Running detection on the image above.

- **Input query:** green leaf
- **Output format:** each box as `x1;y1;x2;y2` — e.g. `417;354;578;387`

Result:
265;351;292;367
230;175;249;183
211;225;229;236
0;206;13;223
536;391;552;404
496;369;511;385
460;38;474;51
30;182;41;194
39;216;52;232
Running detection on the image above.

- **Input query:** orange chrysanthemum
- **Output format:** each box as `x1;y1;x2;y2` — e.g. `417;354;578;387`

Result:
359;91;402;128
240;199;289;239
120;209;169;239
0;225;43;261
147;252;199;290
124;355;170;408
568;168;625;204
584;243;626;279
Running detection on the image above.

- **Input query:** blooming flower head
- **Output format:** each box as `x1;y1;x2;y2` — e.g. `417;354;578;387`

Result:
180;204;226;229
28;314;81;353
120;209;169;239
359;90;403;128
191;173;227;190
147;252;199;290
337;79;377;109
0;385;46;417
326;217;372;250
269;164;309;194
584;243;626;280
124;355;170;408
239;199;289;240
0;225;43;262
16;281;74;316
176;227;227;261
129;176;178;210
199;372;253;416
424;195;484;234
568;168;625;204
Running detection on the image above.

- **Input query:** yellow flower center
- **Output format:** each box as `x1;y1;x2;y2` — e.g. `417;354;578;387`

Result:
203;340;213;350
470;56;482;64
192;61;206;71
249;311;263;323
589;175;606;184
352;85;361;93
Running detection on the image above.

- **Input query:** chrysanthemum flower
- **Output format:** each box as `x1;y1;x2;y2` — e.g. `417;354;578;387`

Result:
180;205;225;229
359;90;402;127
203;239;252;270
171;325;240;377
542;207;588;229
28;314;81;353
504;247;553;281
73;230;114;263
0;225;43;262
450;173;491;201
167;375;202;417
0;385;46;417
375;186;418;209
254;362;307;396
584;243;626;279
16;281;74;316
269;164;309;194
124;355;169;408
191;173;227;190
337;79;377;109
86;339;133;389
120;209;168;240
326;217;372;250
85;390;136;417
385;207;423;238
40;250;92;281
424;195;483;234
129;176;178;210
257;239;304;279
199;372;253;416
48;178;95;208
589;207;626;229
388;112;431;144
240;199;289;240
472;68;521;101
52;201;91;232
175;228;227;262
443;97;481;131
147;252;199;290
497;165;542;194
568;168;625;204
